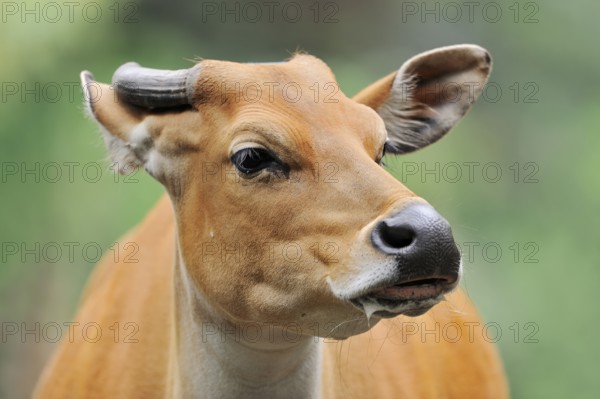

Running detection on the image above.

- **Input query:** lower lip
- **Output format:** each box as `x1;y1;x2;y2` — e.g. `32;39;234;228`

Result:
370;282;444;301
373;306;433;318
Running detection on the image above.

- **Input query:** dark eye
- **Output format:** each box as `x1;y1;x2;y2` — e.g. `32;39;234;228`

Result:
231;147;279;176
377;143;390;166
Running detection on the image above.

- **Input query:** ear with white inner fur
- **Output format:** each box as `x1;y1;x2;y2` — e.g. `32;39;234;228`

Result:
353;44;492;154
81;61;204;181
80;70;155;176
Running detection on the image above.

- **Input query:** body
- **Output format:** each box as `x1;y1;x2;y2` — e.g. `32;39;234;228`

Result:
35;46;508;398
35;196;506;399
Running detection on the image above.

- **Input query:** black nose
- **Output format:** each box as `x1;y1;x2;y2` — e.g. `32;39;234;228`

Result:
371;203;461;281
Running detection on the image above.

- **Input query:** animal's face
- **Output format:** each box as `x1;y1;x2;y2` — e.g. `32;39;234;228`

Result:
82;45;491;338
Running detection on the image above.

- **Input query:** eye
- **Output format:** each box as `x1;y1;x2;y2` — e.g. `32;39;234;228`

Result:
231;147;280;176
377;143;390;166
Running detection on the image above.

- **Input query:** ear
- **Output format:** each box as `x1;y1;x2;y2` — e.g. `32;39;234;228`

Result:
80;71;149;175
354;45;492;154
80;63;200;179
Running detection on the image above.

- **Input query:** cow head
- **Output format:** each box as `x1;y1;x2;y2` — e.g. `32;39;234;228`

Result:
81;45;491;339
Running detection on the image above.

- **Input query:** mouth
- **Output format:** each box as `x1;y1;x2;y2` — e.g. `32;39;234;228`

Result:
351;277;456;319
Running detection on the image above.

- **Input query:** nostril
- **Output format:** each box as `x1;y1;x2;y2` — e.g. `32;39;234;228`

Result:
371;204;460;276
378;222;416;250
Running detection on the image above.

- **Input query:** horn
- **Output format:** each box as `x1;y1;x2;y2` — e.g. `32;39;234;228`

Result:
112;62;201;109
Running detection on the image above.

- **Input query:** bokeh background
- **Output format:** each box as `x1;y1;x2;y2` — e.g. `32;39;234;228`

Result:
1;0;598;397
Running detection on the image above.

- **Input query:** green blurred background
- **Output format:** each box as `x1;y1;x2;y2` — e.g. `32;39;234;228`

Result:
1;0;598;397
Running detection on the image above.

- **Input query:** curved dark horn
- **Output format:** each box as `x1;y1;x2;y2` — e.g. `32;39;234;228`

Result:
112;62;201;109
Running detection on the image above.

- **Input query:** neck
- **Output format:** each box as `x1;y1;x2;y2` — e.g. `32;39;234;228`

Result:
169;248;322;399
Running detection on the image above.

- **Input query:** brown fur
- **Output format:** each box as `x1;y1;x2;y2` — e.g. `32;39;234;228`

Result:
35;48;507;398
